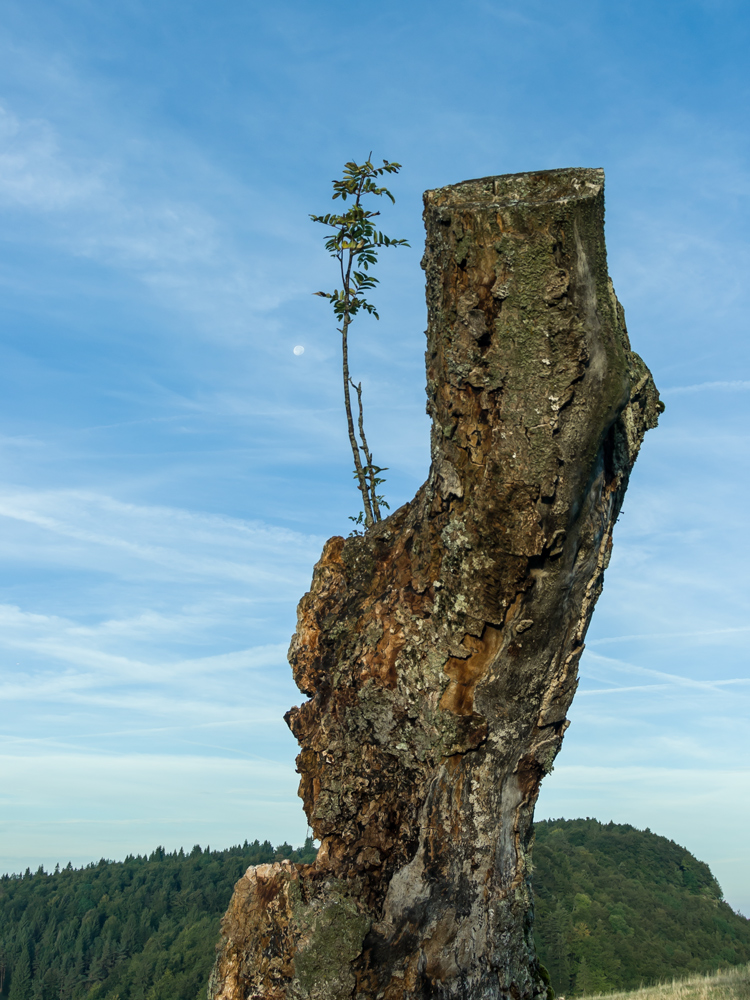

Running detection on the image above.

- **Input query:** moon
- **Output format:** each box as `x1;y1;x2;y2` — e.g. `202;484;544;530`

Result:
293;345;305;356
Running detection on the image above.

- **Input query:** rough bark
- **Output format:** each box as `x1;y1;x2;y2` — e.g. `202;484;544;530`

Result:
209;168;662;1000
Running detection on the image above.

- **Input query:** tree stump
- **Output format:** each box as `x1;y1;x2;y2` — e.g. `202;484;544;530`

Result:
209;168;662;1000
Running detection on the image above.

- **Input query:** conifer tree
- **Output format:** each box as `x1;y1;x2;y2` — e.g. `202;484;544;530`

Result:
8;948;32;1000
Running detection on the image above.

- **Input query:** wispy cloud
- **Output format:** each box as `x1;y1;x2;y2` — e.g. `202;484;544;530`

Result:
0;486;323;584
577;684;671;696
0;104;104;210
663;380;750;394
0;101;310;338
0;487;317;766
584;651;750;695
0;613;289;686
588;626;750;645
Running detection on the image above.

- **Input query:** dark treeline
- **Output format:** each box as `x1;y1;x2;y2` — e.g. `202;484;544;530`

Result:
533;819;750;996
2;822;749;999
0;838;316;1000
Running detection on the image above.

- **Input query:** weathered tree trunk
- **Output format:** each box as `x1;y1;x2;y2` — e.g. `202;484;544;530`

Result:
209;168;661;1000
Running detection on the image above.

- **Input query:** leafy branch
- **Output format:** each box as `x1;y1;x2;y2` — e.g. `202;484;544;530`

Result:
311;155;409;530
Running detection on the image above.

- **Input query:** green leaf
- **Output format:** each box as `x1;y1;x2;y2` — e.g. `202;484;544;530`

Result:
312;154;408;524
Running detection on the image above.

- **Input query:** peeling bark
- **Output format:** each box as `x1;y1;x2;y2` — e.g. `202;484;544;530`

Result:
209;168;662;1000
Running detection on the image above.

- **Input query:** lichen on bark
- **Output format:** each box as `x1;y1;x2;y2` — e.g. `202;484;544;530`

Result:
209;167;662;1000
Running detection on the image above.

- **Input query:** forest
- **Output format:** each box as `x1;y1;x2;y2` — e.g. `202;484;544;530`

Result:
0;839;316;1000
0;822;748;1000
533;820;750;995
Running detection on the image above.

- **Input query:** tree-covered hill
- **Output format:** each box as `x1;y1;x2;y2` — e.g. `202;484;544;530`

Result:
533;819;750;997
1;821;748;1000
0;839;316;1000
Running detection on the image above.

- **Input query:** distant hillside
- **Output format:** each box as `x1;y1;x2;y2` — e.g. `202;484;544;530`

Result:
1;822;748;1000
533;819;750;996
0;839;315;1000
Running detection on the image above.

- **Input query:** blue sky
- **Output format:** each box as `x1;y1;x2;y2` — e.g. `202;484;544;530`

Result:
1;0;749;917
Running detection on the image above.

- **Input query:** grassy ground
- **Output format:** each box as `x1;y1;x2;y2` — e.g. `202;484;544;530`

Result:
583;965;750;1000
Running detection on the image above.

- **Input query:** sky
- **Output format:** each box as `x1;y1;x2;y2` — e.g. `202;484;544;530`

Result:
0;0;748;917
